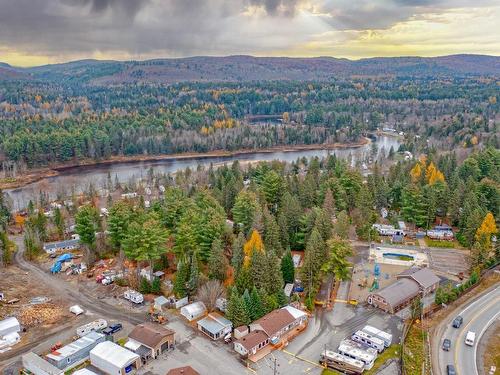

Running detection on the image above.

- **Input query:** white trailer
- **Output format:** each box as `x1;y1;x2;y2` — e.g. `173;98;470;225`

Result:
124;290;144;304
338;342;377;370
361;325;392;347
351;331;385;353
76;319;108;337
319;350;365;374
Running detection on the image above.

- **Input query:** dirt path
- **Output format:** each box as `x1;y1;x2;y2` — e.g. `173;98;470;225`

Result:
0;238;146;371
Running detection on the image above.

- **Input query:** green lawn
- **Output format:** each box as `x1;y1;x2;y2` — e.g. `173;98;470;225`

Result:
424;238;456;248
322;344;401;375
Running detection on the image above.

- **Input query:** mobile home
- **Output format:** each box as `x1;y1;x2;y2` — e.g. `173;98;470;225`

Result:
351;331;385;353
361;325;392;347
319;350;364;374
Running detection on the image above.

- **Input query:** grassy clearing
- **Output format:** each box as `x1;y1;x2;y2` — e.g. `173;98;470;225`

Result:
322;344;401;375
483;325;500;374
403;325;430;375
424;238;456;248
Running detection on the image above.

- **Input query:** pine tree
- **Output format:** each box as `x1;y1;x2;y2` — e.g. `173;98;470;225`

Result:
281;249;295;284
301;228;325;298
250;249;268;291
173;261;189;298
108;201;133;250
333;210;350;239
263;208;283;256
322;188;335;219
75;205;98;249
232;191;259;235
249;286;265;320
265;250;284;295
231;232;245;274
208;238;228;282
235;266;253;294
242;289;253;320
188;255;199;296
53;207;65;239
321;236;353;281
261;170;283;206
314;208;332;241
226;288;250;327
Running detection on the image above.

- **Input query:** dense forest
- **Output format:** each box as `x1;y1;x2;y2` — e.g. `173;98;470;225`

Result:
0;76;498;169
12;146;499;317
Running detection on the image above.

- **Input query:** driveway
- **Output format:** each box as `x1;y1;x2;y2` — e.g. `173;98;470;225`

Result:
434;285;500;375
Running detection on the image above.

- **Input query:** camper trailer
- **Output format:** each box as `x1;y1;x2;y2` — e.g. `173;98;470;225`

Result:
319;350;365;374
351;331;385;353
361;325;392;347
76;319;108;337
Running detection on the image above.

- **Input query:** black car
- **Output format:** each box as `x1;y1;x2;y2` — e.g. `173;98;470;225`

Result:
109;323;123;333
452;316;463;328
446;365;456;375
442;339;451;351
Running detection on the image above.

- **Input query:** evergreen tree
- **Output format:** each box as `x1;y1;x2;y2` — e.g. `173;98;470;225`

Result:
333;210;350;239
235;265;253;294
249;286;266;320
173;261;189;298
226;288;250;327
250;249;268;290
321;236;353;281
242;289;253;319
108;201;133;249
188;255;199;296
265;250;284;295
231;232;245;274
232;191;259;235
322;188;335;219
300;228;325;298
208;238;228;282
53;207;65;239
75;205;99;249
281;249;295;284
261;170;283;206
263;208;283;256
314;208;332;241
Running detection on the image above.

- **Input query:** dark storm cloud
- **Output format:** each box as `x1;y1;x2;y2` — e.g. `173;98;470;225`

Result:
248;0;300;16
63;0;150;17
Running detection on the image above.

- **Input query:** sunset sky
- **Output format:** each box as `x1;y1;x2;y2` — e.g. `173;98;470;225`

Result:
1;0;499;67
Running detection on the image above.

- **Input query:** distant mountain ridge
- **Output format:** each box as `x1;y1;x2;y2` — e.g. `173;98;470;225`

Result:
1;54;499;84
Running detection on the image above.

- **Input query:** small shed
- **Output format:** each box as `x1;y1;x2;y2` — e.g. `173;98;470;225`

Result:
154;296;169;310
180;302;207;322
0;317;20;338
90;341;141;375
233;326;249;340
197;313;232;340
70;305;84;315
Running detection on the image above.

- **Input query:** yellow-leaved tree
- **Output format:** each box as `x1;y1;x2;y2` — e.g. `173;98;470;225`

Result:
243;230;264;266
410;163;422;183
426;162;445;185
475;212;498;248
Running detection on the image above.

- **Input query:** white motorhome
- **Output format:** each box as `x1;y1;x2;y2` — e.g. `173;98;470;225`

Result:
338;342;377;370
124;290;144;304
351;331;385;353
319;350;365;374
465;331;476;346
76;319;108;337
361;325;392;347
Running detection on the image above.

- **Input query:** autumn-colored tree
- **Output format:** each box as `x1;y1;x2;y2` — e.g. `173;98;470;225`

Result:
426;162;445;185
475;212;498;249
243;230;264;266
410;163;422;184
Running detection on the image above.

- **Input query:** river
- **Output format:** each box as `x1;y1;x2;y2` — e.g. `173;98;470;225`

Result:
6;136;400;210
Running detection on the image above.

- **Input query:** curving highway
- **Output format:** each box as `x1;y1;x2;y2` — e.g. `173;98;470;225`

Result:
436;285;500;375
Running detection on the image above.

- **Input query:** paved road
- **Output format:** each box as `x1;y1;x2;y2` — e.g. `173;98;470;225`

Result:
436;285;500;375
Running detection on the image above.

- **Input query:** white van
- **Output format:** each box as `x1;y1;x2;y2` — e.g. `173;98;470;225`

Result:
465;331;476;346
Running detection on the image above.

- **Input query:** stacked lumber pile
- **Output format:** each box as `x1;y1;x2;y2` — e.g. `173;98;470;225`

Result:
19;303;64;327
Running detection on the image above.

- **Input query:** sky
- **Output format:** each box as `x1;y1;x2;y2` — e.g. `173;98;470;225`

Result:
1;0;499;67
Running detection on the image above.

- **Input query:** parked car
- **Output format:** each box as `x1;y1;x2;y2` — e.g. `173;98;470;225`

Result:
109;323;123;333
442;339;451;351
224;333;232;344
446;365;456;375
452;316;463;328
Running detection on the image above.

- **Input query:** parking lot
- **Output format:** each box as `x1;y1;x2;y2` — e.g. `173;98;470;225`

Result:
427;248;470;278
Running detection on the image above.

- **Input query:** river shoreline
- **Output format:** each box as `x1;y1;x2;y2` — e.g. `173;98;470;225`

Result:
1;138;370;190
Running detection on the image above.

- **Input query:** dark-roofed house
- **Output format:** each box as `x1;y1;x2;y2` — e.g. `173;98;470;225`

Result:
166;365;200;375
233;330;270;358
367;278;420;314
249;309;296;341
397;267;440;295
125;323;175;362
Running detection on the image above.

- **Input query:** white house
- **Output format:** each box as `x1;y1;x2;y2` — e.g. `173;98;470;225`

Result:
90;341;141;375
180;302;207;321
0;317;21;349
197;313;232;340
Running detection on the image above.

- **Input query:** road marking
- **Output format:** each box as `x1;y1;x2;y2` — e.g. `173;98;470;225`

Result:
474;310;500;375
282;349;324;369
454;296;500;375
334;299;348;303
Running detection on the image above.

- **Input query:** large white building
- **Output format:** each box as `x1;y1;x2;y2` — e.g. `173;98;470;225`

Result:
90;341;141;375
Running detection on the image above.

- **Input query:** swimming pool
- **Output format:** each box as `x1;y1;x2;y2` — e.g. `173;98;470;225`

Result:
382;253;415;261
